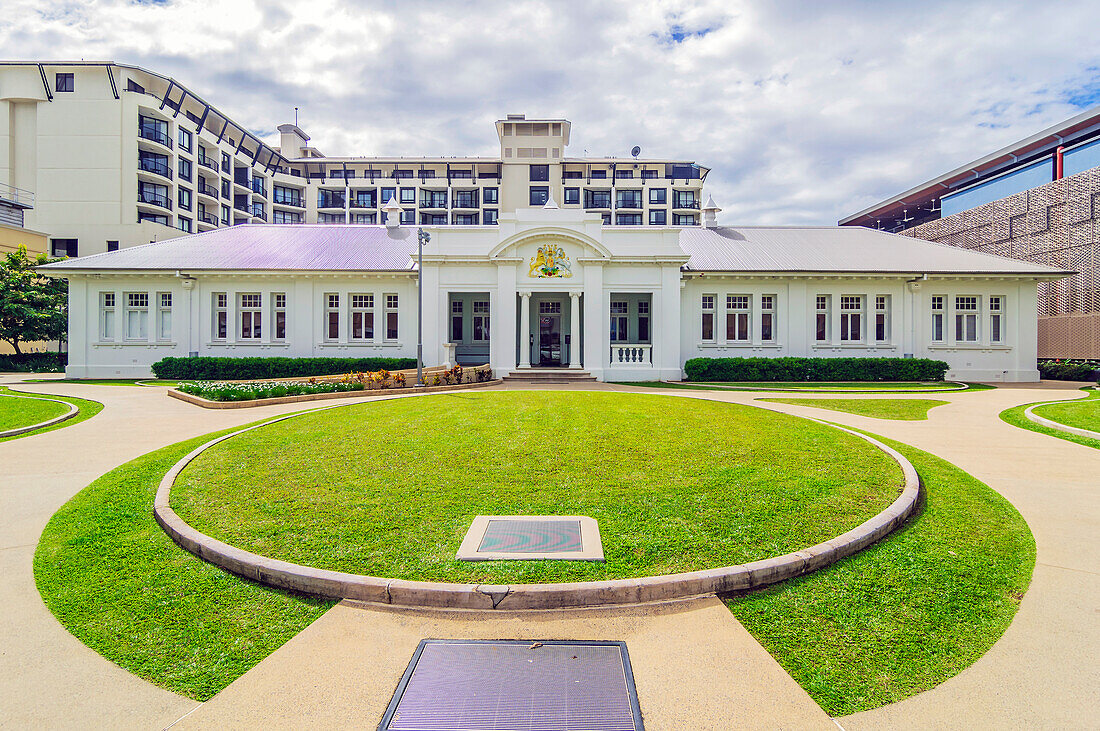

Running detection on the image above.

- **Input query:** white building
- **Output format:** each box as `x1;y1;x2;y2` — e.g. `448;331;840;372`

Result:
1;62;707;258
41;202;1067;382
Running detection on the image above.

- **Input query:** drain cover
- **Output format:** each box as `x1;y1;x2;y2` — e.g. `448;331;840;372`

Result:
456;515;605;561
378;640;643;731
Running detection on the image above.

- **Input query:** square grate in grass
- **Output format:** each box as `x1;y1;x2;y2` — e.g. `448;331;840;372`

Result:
455;515;604;561
378;640;643;731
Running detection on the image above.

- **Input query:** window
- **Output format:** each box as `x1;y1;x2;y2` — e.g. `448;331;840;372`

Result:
157;292;172;340
649;188;667;204
483;209;498;225
351;294;374;341
178;158;192;182
615;213;642;225
221;152;231;173
385;294;399;340
529;186;549;206
139;181;171;208
139;150;171;178
107;240;119;252
55;73;74;92
125;292;149;340
601;213;612;225
955;296;979;342
400;209;415;225
701;294;715;341
614;168;634;179
590;169;607;179
875;295;890;342
563;187;580;205
584;189;611;208
990;296;1004;343
450;300;463;341
815;295;831;342
539;301;562;314
726;295;750;342
610;300;628;342
221;205;230;225
239;293;262;339
421;190;448;208
399;188;416;204
221;178;230;199
931;296;945;342
529;164;549;181
318;212;346;224
473;300;490;341
325;293;340;340
649;209;666;225
178;128;192;152
137;212;169;226
840;295;863;342
351;212;376;224
421;213;448;225
213;293;228;339
51;238;78;258
178;187;192;211
760;295;775;342
673;214;697;226
177;216;191;233
674;190;697;208
100;292;115;341
381;187;396;206
616;190;642;209
641;169;658;179
453;190;478;208
273;293;287;340
274;186;304;207
483;187;498;204
637;300;650;341
274;210;303;224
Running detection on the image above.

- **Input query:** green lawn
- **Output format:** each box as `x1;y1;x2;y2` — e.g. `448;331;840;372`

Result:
616;381;988;393
999;388;1100;449
34;426;335;701
0;392;70;431
0;386;103;442
727;433;1035;716
21;378;181;387
757;398;950;421
173;392;903;584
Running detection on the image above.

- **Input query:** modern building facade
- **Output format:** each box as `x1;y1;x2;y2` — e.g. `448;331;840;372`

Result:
0;62;708;260
840;106;1100;359
41;203;1066;382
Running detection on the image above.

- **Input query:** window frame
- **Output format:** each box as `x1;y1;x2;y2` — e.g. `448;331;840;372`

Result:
874;295;890;343
760;294;775;342
273;293;287;340
450;299;464;342
350;293;375;341
473;300;490;342
157;291;172;341
815;294;831;343
100;292;116;342
124;291;149;341
989;295;1005;344
610;300;629;343
324;293;341;342
701;294;716;342
725;294;750;342
839;295;864;343
955;295;980;343
385;293;399;341
238;292;262;340
529;186;549;206
930;295;945;343
55;72;75;92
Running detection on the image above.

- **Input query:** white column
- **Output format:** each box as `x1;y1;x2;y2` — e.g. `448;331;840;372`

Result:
583;264;604;379
569;291;581;368
519;291;531;368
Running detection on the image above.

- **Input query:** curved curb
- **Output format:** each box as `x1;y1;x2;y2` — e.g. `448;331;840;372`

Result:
154;394;921;610
167;378;502;409
663;380;970;394
1024;394;1100;441
0;392;79;438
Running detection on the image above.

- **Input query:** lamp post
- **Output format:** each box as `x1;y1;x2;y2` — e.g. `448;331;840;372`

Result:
416;227;430;387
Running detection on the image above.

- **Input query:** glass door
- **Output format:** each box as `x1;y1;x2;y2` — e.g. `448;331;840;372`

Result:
538;315;562;365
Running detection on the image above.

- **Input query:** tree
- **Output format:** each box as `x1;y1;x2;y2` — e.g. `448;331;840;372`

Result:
0;246;68;355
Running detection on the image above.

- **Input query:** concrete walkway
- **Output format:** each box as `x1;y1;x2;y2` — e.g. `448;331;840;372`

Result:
1;376;1097;728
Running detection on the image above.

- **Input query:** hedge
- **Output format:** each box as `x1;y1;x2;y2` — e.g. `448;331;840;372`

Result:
151;356;418;381
0;352;67;373
1037;360;1098;382
683;357;950;383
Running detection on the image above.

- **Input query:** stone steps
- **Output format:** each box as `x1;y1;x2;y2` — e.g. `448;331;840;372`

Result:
501;368;597;384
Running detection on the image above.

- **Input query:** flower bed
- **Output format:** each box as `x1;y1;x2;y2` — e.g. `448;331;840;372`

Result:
176;365;492;402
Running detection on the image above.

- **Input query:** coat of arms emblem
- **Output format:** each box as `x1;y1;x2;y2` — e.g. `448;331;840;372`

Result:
528;245;573;278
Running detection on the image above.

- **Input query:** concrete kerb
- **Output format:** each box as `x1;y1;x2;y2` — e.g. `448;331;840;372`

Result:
152;393;922;610
1023;391;1100;441
0;391;79;438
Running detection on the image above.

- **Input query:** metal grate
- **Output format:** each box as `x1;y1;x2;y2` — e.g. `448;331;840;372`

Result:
478;519;583;553
379;640;643;731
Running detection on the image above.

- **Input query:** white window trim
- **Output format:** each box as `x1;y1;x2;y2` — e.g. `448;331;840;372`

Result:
99;292;116;342
212;292;228;342
157;291;173;341
124;291;150;341
350;293;375;342
700;293;716;343
815;294;831;343
238;292;262;340
324;292;341;343
384;293;399;342
724;294;751;343
272;293;287;341
759;294;776;344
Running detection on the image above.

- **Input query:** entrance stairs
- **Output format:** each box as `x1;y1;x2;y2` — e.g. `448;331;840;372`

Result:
502;368;597;384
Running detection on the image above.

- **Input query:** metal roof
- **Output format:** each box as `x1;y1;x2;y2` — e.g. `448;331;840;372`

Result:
840;104;1100;226
38;225;417;272
680;226;1070;276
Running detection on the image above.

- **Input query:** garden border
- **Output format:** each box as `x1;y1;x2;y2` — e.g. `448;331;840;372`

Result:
1024;390;1100;441
0;392;79;438
167;378;503;409
664;380;970;393
153;393;921;610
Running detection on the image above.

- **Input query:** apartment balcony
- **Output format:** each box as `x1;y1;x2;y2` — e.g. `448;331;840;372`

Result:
197;155;218;173
615;197;644;210
317;194;346;209
138;157;173;181
451;197;479;210
350;197;377;209
197;180;219;200
233;202;250;215
672;200;700;210
0;182;34;210
420;196;449;210
138;123;172;150
233;173;250;190
197;212;218;228
138;190;173;211
274;195;306;208
250;179;267;198
250;204;267;221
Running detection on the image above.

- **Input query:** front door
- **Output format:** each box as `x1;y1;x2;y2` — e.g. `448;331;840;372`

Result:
538;315;562;366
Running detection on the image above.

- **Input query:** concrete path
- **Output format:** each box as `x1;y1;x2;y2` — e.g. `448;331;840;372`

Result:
1;376;1097;728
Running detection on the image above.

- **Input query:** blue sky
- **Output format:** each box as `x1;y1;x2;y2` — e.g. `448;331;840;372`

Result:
3;0;1099;225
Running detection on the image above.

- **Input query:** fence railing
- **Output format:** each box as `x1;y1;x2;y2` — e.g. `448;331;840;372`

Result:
0;182;34;209
609;344;652;365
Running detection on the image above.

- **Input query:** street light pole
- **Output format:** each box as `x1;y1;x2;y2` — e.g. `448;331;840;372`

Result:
416;227;430;387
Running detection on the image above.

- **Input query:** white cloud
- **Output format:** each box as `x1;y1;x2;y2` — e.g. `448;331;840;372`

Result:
3;0;1098;224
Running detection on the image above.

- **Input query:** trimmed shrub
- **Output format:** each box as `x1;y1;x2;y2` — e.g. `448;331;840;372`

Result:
683;356;950;383
152;356;417;381
1037;360;1098;382
0;352;67;373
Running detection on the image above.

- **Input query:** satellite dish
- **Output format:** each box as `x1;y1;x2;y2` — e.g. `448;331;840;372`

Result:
631;145;641;158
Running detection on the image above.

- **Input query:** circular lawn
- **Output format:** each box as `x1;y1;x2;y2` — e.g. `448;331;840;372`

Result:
172;391;905;584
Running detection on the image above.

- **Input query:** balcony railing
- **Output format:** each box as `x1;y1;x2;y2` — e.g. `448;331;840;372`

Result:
250;179;266;197
673;199;700;209
138;123;172;148
198;212;218;226
318;195;346;209
197;180;218;198
0;182;34;209
138;158;172;180
616;197;643;209
609;344;652;365
350;198;376;208
421;197;448;209
275;193;306;208
452;196;478;209
233;202;250;214
197;155;218;172
250;205;267;221
138;189;172;210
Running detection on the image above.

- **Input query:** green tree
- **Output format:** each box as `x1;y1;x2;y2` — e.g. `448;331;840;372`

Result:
0;246;68;355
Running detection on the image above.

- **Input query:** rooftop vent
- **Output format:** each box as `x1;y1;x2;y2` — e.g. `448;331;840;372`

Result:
506;113;526;120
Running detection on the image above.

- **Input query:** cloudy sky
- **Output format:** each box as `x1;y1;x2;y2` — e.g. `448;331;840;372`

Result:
5;0;1100;224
